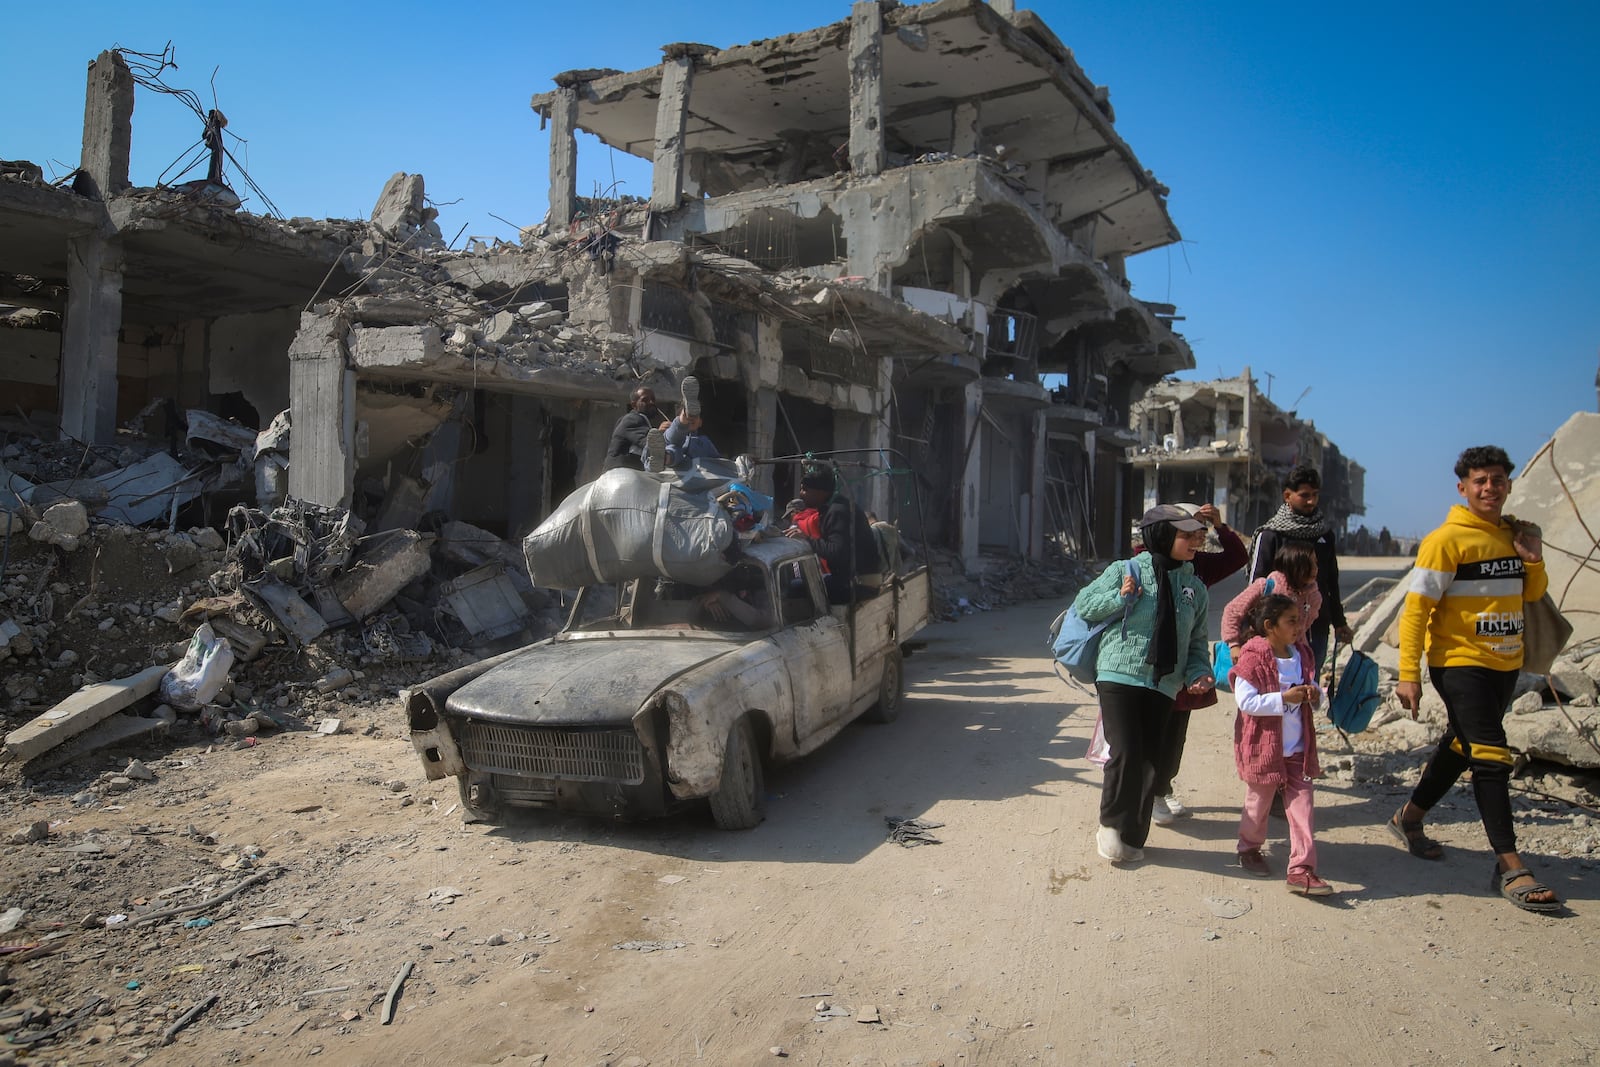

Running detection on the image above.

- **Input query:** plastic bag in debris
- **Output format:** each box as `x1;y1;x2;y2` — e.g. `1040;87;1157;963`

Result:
159;621;236;711
523;461;747;589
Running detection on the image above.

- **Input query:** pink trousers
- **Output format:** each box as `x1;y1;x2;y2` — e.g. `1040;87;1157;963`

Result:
1237;752;1317;876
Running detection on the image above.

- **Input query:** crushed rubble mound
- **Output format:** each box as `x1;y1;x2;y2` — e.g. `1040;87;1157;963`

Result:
2;428;563;781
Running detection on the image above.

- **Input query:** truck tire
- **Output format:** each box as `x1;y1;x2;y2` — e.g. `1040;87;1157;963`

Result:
862;648;903;724
458;775;501;824
709;717;766;830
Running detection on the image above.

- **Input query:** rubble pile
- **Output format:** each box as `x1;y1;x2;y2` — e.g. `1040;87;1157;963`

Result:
1;427;562;780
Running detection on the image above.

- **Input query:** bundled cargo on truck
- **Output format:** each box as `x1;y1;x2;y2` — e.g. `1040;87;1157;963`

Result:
521;460;770;590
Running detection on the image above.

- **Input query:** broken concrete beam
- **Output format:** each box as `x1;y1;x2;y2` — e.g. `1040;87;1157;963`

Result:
349;325;446;371
185;410;258;456
209;617;269;662
245;578;329;645
3;664;168;762
333;530;433;620
28;500;90;551
23;714;168;775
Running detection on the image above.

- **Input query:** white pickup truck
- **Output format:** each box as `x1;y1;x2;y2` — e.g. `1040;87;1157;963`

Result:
405;537;931;828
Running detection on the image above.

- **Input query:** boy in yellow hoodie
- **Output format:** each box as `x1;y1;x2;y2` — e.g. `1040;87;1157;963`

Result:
1388;446;1559;912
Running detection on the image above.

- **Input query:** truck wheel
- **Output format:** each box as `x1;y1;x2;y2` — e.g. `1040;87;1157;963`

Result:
709;717;766;830
862;648;903;724
457;776;501;824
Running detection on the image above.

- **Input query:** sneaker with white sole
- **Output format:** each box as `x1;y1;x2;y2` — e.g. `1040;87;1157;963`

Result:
1152;794;1190;825
643;427;667;473
1095;826;1144;864
679;375;701;418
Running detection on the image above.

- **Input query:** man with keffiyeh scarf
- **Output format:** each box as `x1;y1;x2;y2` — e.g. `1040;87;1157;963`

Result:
1071;505;1215;865
1248;465;1352;672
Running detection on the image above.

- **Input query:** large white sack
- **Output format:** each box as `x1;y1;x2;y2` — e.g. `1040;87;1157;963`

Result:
523;466;736;589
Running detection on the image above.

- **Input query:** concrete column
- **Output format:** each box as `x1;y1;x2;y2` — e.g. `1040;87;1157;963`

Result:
848;2;885;177
1142;465;1159;514
1212;461;1232;527
959;381;983;571
950;100;981;156
59;235;124;445
576;404;615;486
747;387;778;497
507;396;549;537
548;87;578;230
286;312;357;508
867;360;894;519
650;55;694;212
80;50;133;201
1028;409;1047;559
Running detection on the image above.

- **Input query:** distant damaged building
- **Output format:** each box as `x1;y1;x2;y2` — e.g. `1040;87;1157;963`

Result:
1127;368;1365;534
2;0;1193;572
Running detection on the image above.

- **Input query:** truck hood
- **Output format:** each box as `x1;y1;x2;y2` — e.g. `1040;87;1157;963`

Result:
445;635;736;726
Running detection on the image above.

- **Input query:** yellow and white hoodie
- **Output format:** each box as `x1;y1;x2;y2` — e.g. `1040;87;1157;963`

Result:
1398;505;1548;681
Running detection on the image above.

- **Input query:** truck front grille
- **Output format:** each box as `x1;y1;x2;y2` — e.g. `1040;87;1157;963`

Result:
457;721;646;784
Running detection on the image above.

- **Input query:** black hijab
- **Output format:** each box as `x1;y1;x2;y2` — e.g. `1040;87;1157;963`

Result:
1140;521;1181;678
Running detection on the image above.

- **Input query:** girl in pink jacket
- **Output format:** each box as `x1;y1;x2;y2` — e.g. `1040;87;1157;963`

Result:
1229;594;1333;897
1222;541;1321;662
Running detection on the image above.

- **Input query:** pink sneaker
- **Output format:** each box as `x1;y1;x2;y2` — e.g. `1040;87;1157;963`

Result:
1286;870;1334;897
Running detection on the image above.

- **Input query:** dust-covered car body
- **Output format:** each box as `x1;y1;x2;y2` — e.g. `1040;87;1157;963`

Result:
405;537;929;827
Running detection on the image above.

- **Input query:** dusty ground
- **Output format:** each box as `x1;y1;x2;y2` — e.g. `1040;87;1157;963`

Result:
2;596;1598;1067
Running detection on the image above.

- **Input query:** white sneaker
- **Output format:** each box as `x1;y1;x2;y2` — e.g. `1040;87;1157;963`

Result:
1152;794;1189;826
680;375;701;418
1096;826;1143;864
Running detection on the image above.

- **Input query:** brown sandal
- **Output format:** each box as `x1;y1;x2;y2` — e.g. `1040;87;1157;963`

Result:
1386;807;1444;860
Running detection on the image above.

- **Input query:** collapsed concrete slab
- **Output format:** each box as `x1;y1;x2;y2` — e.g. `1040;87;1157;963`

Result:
1506;412;1600;651
332;530;433;619
3;664;168;762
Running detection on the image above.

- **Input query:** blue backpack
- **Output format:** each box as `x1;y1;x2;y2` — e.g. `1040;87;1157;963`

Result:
1327;645;1381;733
1048;560;1142;687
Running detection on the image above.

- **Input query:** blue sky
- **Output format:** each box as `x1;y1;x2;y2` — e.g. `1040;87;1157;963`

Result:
7;1;1597;537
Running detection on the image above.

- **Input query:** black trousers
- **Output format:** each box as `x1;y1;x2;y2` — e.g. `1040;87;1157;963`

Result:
1152;707;1190;798
1410;665;1519;854
1097;681;1174;849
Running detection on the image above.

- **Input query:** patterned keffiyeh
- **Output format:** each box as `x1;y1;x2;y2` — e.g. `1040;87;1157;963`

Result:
1258;502;1331;540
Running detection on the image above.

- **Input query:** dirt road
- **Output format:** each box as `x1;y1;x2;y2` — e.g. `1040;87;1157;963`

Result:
4;595;1596;1066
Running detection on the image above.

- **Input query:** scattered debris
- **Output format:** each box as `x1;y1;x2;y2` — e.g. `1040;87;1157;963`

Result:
614;940;686;952
381;960;415;1025
885;815;944;847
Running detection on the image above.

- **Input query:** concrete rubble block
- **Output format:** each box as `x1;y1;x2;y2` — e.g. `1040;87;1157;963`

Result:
41;500;90;537
1511;690;1545;715
482;310;521;345
1505;708;1600;770
209;616;269;662
1505;412;1600;650
1378;716;1442;751
1549;664;1598;703
245;578;329;645
1353;568;1411;653
371;172;436;239
349;294;436;325
349;325;446;371
333;530;433;620
3;664;169;762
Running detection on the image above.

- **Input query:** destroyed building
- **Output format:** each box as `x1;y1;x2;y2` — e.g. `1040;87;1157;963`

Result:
3;0;1195;615
1126;367;1365;534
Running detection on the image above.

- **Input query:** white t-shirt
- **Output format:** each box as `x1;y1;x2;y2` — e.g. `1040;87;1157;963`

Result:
1234;652;1306;756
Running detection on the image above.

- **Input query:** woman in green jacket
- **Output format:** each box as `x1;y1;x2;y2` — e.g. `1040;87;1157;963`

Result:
1072;505;1216;864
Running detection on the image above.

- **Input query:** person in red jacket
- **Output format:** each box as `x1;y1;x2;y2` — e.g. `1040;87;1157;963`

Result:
1137;502;1249;824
